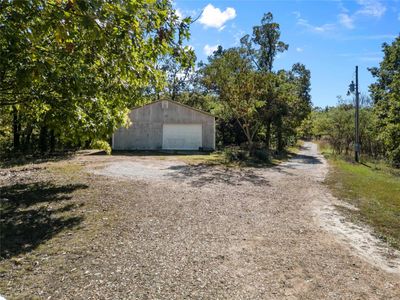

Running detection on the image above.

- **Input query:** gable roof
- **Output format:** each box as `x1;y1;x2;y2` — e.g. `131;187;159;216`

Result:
132;99;215;118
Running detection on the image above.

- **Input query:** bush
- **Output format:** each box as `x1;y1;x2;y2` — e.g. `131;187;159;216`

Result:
223;146;248;162
389;146;400;168
90;140;112;155
253;149;270;162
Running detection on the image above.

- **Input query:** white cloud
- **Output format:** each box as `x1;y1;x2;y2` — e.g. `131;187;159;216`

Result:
338;13;355;29
294;12;335;33
336;0;350;13
296;47;304;52
203;44;219;55
356;0;386;18
297;17;335;33
341;34;396;41
199;4;236;29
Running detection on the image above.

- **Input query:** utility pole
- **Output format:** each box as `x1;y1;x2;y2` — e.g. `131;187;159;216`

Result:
355;66;360;163
348;66;360;163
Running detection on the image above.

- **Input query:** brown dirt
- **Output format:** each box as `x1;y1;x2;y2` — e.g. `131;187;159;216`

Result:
0;142;399;299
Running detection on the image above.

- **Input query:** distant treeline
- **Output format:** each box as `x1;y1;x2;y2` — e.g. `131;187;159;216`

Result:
1;6;311;158
298;36;400;167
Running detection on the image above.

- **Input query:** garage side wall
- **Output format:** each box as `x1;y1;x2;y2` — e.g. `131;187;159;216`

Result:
112;101;215;150
112;102;164;150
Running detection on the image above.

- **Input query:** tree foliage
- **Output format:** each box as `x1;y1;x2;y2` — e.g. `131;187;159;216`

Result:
201;47;265;151
0;0;191;154
200;13;311;154
240;12;288;73
298;35;399;168
369;35;400;167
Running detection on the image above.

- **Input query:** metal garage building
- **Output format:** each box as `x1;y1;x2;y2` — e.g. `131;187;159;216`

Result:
112;100;215;151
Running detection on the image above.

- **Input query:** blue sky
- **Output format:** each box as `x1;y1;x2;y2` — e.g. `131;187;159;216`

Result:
174;0;400;107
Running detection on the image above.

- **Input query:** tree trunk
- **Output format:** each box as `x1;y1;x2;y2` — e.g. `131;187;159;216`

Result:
265;119;271;153
277;128;283;153
12;106;20;151
49;129;56;153
276;118;284;153
23;125;33;153
39;125;48;154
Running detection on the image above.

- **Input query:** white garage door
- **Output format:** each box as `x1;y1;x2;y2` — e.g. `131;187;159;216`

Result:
162;124;202;150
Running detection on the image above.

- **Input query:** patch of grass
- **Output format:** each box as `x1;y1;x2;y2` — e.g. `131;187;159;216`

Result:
180;141;304;168
179;152;226;165
324;151;400;250
48;163;83;175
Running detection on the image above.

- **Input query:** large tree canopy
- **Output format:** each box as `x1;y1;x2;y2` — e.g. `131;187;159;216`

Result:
0;0;191;152
369;35;400;166
201;47;265;151
240;12;288;73
200;13;311;154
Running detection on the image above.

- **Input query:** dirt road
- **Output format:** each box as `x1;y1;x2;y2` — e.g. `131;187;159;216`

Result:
1;142;399;299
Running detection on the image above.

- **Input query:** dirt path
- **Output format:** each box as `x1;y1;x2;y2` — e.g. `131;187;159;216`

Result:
2;142;400;299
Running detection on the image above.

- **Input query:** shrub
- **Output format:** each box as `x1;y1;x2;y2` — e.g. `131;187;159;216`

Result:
90;140;112;155
253;149;270;162
389;146;400;168
223;146;248;162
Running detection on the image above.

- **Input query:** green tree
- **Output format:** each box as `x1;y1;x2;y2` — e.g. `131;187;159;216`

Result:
240;12;288;73
369;35;400;167
201;47;264;152
200;13;311;154
156;46;196;101
0;0;191;154
278;64;312;151
239;12;311;152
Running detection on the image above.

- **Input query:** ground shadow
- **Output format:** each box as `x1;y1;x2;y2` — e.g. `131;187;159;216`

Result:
0;152;75;168
276;154;323;170
105;150;213;157
166;163;269;187
0;182;88;258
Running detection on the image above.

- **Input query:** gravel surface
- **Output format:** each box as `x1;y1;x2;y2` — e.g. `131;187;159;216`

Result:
1;142;399;299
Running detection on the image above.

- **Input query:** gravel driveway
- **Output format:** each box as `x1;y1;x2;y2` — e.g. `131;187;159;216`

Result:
2;142;399;299
84;142;400;299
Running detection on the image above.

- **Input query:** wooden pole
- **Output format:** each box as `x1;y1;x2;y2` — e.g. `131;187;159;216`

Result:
355;66;360;163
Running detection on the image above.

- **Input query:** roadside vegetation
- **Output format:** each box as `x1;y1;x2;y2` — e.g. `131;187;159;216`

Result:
301;36;400;249
318;142;400;250
180;140;303;167
299;36;400;168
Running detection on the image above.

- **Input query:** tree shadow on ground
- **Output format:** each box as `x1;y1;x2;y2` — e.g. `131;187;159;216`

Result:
166;164;269;187
0;152;75;168
280;154;323;167
0;182;87;258
103;150;212;157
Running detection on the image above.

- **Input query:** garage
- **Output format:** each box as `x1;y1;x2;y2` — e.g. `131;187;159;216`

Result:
162;124;202;150
112;100;215;151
